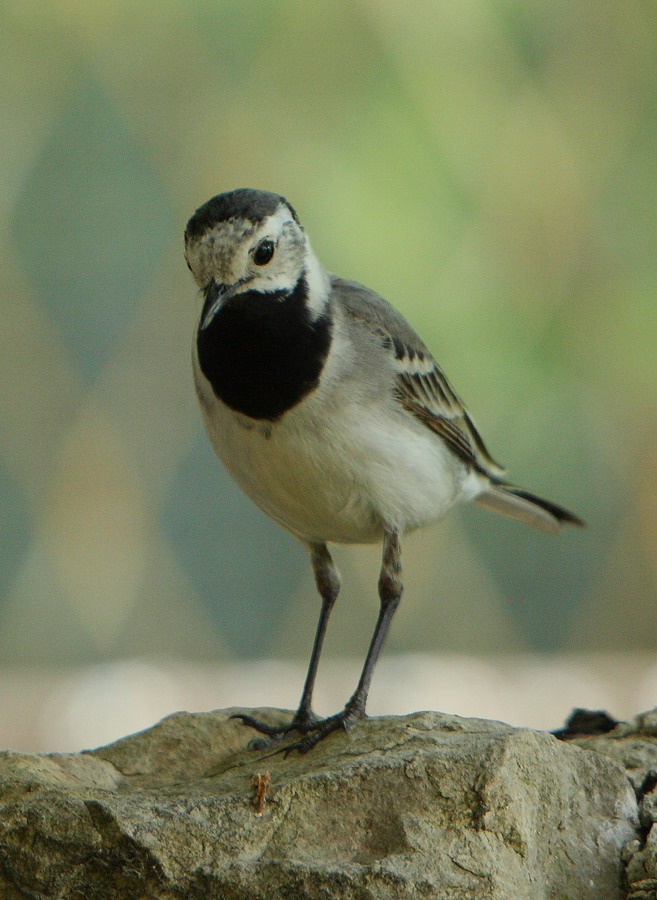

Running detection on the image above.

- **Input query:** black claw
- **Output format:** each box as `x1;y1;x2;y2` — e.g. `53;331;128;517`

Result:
230;713;288;737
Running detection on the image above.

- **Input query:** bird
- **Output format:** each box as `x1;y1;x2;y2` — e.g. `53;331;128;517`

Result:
184;187;584;754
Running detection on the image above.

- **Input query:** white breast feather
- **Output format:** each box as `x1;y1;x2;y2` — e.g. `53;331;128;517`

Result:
193;313;483;545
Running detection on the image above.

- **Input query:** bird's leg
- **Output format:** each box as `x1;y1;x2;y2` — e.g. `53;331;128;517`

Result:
345;528;403;717
233;542;340;748
281;529;403;754
294;542;341;725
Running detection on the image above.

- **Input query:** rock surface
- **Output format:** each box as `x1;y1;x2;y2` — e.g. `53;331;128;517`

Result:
561;709;657;900
0;708;644;899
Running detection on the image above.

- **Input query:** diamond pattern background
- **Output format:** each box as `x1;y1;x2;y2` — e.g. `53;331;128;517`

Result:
0;1;656;708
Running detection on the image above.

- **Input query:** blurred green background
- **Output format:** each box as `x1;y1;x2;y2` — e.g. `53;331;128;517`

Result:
1;0;656;746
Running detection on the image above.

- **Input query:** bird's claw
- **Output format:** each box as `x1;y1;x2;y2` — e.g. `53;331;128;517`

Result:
230;712;291;738
233;707;364;755
231;710;321;751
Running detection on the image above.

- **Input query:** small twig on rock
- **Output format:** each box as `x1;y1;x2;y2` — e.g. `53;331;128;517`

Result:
251;772;271;815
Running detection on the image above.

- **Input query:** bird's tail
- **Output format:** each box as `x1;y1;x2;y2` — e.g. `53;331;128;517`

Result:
474;484;585;533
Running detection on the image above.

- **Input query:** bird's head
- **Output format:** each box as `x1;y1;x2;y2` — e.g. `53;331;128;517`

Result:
185;188;328;328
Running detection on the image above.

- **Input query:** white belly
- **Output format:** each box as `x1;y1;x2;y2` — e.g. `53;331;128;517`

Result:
196;359;480;545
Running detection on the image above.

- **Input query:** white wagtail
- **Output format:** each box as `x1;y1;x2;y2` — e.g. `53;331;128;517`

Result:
185;188;584;754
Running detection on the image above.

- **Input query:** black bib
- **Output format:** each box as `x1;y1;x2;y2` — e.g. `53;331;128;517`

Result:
196;276;333;421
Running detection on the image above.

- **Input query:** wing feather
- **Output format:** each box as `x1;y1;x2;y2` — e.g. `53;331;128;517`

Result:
332;274;505;478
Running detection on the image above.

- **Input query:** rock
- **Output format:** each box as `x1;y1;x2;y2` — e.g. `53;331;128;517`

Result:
0;708;640;899
557;709;657;900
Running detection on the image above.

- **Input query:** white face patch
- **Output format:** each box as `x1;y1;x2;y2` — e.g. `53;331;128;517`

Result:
186;207;299;289
237;208;307;295
186;203;330;318
302;239;331;319
185;218;257;288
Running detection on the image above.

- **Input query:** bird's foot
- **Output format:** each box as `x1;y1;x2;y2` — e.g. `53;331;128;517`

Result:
231;709;320;751
279;706;365;755
233;704;365;754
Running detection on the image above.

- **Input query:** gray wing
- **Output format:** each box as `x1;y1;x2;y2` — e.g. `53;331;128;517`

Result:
331;275;505;478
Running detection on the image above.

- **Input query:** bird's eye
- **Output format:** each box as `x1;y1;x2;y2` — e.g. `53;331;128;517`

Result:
253;239;275;266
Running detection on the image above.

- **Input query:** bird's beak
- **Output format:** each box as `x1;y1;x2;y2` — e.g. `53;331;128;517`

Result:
200;280;230;330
